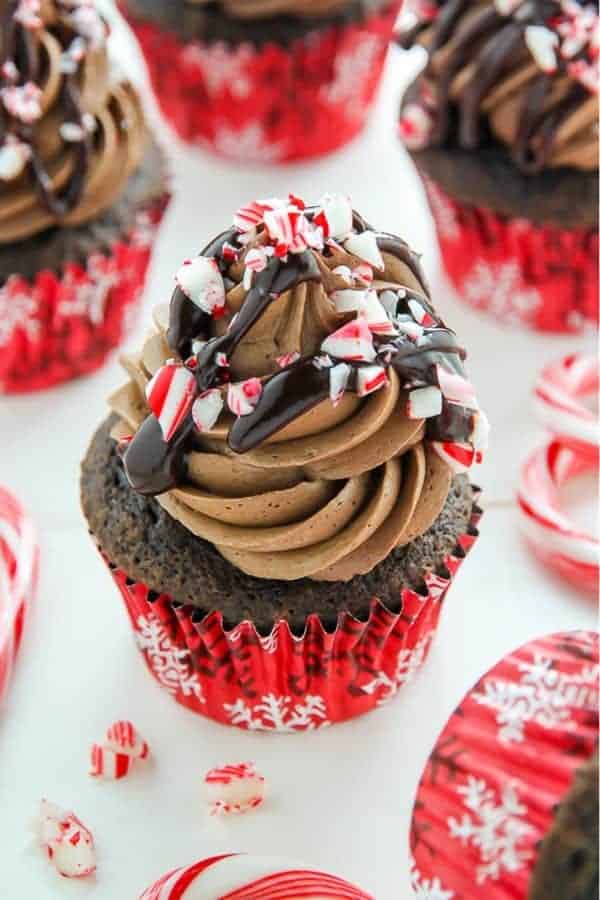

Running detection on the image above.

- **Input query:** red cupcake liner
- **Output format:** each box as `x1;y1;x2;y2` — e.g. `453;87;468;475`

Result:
99;491;481;731
120;2;402;162
0;196;169;394
0;487;38;705
410;630;599;898
421;175;599;334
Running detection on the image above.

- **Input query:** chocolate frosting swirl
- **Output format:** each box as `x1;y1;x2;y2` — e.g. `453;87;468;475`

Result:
399;0;599;173
0;0;147;242
111;196;487;582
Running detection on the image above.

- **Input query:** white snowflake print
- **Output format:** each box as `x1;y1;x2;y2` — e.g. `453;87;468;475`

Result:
448;776;533;884
223;693;329;732
58;255;120;325
360;631;434;705
135;614;205;703
131;210;158;248
461;260;542;324
0;278;39;347
425;179;460;241
473;650;599;744
208;123;286;164
324;35;382;118
410;856;454;900
182;41;252;98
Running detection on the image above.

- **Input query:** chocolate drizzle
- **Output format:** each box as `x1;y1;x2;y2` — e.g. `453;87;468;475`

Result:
123;211;472;497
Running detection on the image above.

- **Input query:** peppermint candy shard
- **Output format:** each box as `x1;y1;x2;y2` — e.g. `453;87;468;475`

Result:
227;378;262;417
471;409;491;452
408;298;435;326
361;291;397;336
0;137;30;181
146;365;197;442
105;720;149;760
398;103;434;150
321;318;376;363
204;762;266;817
396;318;424;341
277;351;300;368
233;200;271;232
525;25;559;73
329;362;351;406
356;365;388;397
175;257;226;317
314;193;353;240
331;288;368;314
353;263;374;285
436;364;476;405
407;386;443;419
90;744;132;780
433;441;476;473
192;389;224;433
35;800;96;879
344;231;384;271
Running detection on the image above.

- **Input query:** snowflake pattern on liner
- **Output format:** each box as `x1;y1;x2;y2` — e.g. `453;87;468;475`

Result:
410;856;454;900
323;34;383;118
424;179;460;242
461;260;542;324
207;123;286;164
58;255;121;325
223;694;329;732
0;280;39;346
472;648;600;744
360;630;435;705
135;614;205;703
181;42;252;98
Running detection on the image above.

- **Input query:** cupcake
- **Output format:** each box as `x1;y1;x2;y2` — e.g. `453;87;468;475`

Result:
120;0;402;162
81;193;487;731
409;630;599;898
0;0;170;394
397;1;599;334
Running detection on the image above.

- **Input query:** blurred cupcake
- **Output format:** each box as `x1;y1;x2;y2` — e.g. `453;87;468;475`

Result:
397;1;599;334
81;193;486;731
120;0;402;162
0;0;170;394
409;630;599;898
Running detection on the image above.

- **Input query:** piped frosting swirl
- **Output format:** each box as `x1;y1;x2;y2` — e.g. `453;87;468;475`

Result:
0;0;147;242
111;194;488;582
398;0;599;173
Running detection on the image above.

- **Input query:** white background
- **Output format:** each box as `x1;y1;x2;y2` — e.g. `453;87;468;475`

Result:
0;6;596;898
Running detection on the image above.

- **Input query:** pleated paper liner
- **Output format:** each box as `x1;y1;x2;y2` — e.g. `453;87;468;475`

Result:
97;492;481;731
0;487;38;704
409;630;599;899
0;195;169;394
420;174;599;335
120;1;402;162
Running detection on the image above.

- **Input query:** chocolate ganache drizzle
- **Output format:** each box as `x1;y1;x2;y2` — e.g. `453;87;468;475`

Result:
0;0;146;241
398;0;599;173
112;194;487;581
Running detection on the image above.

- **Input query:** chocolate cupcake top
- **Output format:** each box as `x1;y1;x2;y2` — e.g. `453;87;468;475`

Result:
398;0;599;173
111;194;488;582
0;0;147;242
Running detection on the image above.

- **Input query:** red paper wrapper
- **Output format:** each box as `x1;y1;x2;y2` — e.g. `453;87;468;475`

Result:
410;631;599;898
0;487;38;704
421;175;599;335
0;197;169;394
100;493;481;731
120;3;402;162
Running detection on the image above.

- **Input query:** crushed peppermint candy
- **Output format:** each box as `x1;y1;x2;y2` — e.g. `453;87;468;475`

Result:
1;81;42;123
407;385;443;419
227;378;262;417
329;362;351;405
321;318;376;363
176;257;226;318
344;231;384;271
204;762;266;816
356;365;388;397
34;800;96;879
313;193;353;240
0;135;31;181
146;364;197;442
192;388;224;433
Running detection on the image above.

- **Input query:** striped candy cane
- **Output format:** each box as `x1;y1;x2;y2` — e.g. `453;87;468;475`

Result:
533;353;599;458
139;854;373;900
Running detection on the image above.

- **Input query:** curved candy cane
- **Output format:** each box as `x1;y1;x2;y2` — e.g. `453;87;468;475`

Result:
533;353;599;458
139;853;373;900
518;441;599;595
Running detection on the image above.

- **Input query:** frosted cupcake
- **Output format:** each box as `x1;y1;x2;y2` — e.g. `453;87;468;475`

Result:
81;193;487;730
397;0;599;333
120;0;402;162
0;0;169;393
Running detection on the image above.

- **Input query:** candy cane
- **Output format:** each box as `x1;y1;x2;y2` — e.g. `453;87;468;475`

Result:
518;440;599;595
533;353;599;458
139;854;373;900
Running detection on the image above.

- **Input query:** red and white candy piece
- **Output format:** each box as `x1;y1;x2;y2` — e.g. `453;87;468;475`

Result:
0;135;31;181
1;81;42;123
175;257;226;318
233;200;272;233
321;318;376;363
314;193;353;240
398;103;434;150
407;386;443;419
34;800;96;879
356;365;388;397
344;231;384;271
90;721;150;780
192;388;224;433
331;287;368;314
139;853;373;900
433;441;476;474
525;25;559;73
408;297;436;327
361;290;397;336
533;353;599;458
105;720;149;759
329;362;351;405
436;364;476;406
90;744;133;780
353;263;373;286
227;379;262;417
146;364;197;442
204;762;266;816
518;440;599;595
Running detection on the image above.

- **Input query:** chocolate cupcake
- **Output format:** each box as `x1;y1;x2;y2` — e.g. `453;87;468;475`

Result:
397;0;599;333
81;193;486;730
0;0;169;393
119;0;401;162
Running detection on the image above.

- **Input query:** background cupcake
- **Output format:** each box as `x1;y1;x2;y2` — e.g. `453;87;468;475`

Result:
0;0;170;394
397;0;599;334
119;0;403;162
81;193;486;730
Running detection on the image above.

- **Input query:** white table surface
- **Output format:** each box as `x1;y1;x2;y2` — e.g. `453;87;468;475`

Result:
0;8;597;898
